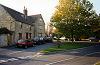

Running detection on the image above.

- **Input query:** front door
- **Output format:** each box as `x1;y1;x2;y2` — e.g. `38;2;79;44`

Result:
26;33;28;39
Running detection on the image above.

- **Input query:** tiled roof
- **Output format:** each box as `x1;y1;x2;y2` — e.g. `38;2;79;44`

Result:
30;14;45;24
0;4;34;25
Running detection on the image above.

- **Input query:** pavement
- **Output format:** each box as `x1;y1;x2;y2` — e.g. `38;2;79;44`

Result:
0;43;100;65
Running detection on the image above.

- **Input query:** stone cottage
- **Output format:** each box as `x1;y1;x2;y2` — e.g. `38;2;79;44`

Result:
0;4;45;46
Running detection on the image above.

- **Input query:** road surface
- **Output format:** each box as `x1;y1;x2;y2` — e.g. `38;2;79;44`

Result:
0;43;100;65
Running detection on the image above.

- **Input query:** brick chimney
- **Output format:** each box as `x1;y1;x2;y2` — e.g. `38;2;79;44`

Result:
23;6;28;16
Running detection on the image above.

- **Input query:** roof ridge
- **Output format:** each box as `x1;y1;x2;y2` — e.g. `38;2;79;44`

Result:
0;4;23;15
0;4;38;25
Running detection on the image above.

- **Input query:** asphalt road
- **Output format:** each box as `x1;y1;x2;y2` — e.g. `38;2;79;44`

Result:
0;43;100;65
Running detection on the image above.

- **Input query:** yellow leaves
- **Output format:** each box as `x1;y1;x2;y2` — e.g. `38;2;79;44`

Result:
94;61;100;65
51;0;81;23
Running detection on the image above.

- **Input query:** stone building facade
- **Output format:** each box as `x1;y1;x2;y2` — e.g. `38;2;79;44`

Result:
31;14;45;37
0;4;45;44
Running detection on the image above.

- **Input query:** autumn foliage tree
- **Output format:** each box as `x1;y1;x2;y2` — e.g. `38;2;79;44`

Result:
51;0;99;41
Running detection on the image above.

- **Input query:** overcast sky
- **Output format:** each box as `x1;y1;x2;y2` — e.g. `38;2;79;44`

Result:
0;0;100;24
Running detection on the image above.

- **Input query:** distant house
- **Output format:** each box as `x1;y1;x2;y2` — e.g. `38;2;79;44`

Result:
30;14;45;37
0;4;45;46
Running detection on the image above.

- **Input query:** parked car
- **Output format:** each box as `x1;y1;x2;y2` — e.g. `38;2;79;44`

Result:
38;37;45;44
16;39;34;48
30;39;37;45
44;37;53;43
33;37;45;45
89;37;99;42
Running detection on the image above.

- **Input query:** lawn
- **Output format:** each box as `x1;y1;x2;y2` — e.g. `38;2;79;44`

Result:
42;42;92;54
95;62;100;65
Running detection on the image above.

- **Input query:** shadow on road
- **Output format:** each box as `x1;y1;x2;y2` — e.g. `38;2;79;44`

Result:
0;43;55;52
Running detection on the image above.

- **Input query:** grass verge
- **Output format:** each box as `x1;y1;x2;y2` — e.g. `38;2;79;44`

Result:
95;62;100;65
42;42;92;54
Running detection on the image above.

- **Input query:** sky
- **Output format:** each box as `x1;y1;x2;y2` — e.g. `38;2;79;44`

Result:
0;0;58;25
0;0;100;24
89;0;100;14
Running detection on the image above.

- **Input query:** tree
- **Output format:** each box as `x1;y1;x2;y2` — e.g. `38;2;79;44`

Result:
51;0;99;41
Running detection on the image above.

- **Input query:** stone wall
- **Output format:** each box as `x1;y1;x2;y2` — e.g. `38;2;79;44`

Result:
34;16;45;37
14;21;34;42
0;34;8;47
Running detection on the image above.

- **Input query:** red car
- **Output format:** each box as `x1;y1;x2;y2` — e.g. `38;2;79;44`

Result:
16;39;34;48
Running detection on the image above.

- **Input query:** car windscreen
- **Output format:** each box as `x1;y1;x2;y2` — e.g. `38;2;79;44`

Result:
18;40;24;43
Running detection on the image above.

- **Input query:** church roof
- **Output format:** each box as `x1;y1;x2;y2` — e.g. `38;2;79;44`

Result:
0;4;35;25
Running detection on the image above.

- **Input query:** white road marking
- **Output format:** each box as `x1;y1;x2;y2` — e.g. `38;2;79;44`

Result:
36;55;42;57
34;52;43;57
7;58;19;61
18;57;26;59
0;52;43;63
0;58;19;63
45;58;74;65
8;51;22;55
0;60;8;63
18;55;35;59
45;51;100;65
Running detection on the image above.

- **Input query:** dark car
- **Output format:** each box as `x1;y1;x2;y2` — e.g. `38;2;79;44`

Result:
44;37;53;43
33;37;45;45
38;37;45;44
16;39;34;48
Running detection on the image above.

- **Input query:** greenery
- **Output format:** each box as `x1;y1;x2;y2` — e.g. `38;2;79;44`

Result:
95;62;100;65
51;0;99;40
42;42;91;54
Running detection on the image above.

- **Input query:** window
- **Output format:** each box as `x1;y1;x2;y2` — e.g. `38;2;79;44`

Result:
39;33;42;37
30;27;31;31
18;33;22;39
39;18;42;21
29;33;32;39
26;33;28;39
19;22;22;28
39;26;42;29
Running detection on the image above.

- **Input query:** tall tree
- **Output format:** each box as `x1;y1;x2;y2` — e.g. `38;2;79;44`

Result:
51;0;98;40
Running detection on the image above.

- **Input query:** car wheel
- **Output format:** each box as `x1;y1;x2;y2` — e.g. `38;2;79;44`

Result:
24;46;28;48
